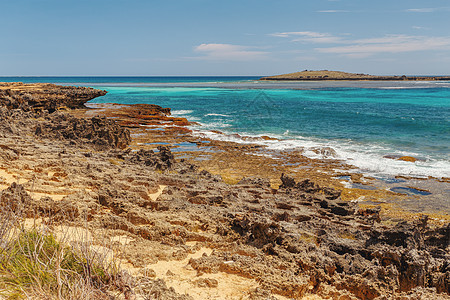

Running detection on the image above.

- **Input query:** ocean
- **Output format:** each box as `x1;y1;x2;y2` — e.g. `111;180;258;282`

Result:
2;76;449;179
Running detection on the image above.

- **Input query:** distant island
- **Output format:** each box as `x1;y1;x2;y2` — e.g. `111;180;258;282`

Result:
259;70;450;81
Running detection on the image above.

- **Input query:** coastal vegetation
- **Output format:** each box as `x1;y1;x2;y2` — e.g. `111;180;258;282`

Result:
0;222;118;299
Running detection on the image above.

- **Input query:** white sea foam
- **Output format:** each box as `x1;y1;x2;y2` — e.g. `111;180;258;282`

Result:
171;110;193;115
340;181;353;189
205;113;231;117
189;127;450;179
377;87;420;90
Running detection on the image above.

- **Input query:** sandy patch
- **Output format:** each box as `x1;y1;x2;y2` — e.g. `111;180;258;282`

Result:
111;235;135;245
53;226;116;265
0;168;68;200
22;218;48;230
149;184;167;200
30;191;68;201
54;225;93;244
0;168;28;189
139;245;290;300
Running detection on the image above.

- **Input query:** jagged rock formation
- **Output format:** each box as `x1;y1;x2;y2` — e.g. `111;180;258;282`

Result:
0;83;130;150
0;82;107;112
124;146;175;170
35;113;131;150
86;103;191;128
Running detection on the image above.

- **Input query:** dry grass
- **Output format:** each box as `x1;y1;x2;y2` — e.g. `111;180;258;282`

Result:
338;232;357;240
0;210;128;299
0;181;183;299
108;158;124;166
298;232;318;245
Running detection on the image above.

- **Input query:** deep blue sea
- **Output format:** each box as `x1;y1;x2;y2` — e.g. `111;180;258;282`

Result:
2;76;449;178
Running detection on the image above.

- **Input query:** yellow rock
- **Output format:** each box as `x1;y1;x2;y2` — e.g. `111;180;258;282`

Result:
398;156;417;162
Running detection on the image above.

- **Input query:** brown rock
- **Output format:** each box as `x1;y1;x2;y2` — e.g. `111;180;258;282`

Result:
398;156;417;162
0;182;33;216
193;278;219;288
0;82;107;112
35;114;131;150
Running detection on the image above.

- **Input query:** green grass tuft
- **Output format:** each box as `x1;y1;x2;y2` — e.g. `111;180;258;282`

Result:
0;227;118;299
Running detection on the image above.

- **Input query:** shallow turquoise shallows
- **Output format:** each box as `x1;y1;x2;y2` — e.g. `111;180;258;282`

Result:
2;76;449;178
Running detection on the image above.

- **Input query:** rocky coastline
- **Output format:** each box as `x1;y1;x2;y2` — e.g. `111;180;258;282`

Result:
259;70;450;81
0;83;449;299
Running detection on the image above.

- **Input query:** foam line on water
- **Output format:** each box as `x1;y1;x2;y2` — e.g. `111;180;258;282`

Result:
205;113;231;117
190;127;450;179
171;110;193;115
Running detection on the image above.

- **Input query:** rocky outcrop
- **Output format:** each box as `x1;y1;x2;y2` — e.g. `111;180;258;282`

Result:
0;183;79;221
113;146;176;170
35;113;131;150
0;106;36;137
220;175;449;298
0;82;107;112
87;103;191;128
0;182;33;216
280;173;341;200
0;83;130;150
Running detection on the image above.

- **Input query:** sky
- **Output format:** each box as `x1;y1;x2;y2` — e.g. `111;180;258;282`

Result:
1;0;450;76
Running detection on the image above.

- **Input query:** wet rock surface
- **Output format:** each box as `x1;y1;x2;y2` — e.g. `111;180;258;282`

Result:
0;82;449;299
83;102;191;128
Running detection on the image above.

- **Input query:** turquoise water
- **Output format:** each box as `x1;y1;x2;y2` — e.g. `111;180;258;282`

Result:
0;76;259;85
1;76;449;178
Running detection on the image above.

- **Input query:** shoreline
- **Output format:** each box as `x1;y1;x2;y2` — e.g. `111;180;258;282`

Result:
186;126;450;180
76;102;450;221
1;82;449;299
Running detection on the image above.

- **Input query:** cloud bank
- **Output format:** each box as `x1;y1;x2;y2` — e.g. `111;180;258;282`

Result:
270;31;345;44
271;31;450;58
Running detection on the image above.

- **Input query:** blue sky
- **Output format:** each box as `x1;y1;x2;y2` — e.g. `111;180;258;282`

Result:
1;0;450;76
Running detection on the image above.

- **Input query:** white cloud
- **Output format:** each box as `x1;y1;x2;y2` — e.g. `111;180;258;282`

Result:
270;31;344;43
193;44;268;61
351;35;416;44
406;8;437;13
316;35;450;57
406;7;450;13
270;30;450;58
